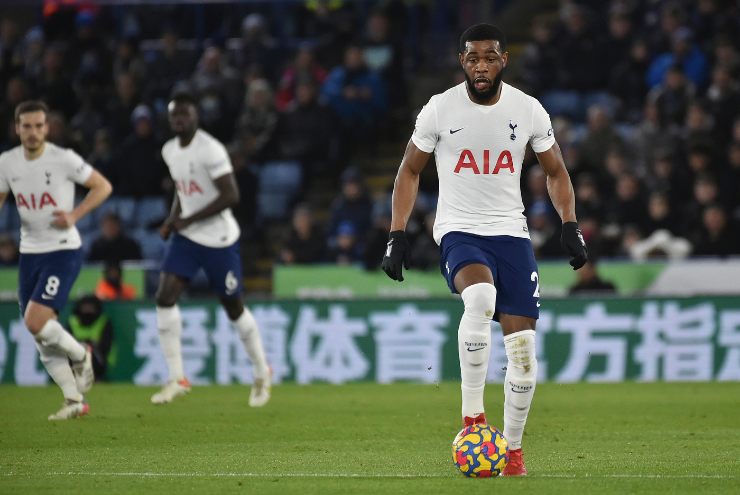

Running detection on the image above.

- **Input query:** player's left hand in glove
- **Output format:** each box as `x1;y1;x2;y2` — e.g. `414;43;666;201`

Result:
381;230;410;281
561;221;588;270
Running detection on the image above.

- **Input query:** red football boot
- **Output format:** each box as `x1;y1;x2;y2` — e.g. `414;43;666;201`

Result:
463;413;487;427
502;448;528;476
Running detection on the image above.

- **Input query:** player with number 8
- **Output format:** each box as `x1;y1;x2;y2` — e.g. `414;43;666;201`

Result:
0;101;112;420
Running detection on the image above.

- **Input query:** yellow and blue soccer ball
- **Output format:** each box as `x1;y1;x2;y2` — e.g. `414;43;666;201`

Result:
452;423;509;477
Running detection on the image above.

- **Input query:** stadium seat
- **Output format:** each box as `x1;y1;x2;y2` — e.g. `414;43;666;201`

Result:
132;228;167;261
79;233;94;259
0;203;19;233
257;161;303;221
134;197;169;230
75;214;97;236
257;192;291;220
259;161;303;194
0;204;9;232
96;197;137;228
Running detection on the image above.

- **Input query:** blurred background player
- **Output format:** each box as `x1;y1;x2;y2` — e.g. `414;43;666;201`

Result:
381;24;587;476
153;92;270;407
0;100;112;419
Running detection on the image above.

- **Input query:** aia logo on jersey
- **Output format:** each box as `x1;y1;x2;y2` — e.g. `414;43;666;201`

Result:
454;149;515;174
176;180;204;196
16;192;57;210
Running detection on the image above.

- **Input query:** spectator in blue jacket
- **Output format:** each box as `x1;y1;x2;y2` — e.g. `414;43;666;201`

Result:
327;167;372;245
321;44;386;132
647;27;709;90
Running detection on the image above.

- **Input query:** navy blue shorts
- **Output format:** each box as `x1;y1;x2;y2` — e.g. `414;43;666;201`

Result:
161;233;243;298
439;232;540;320
18;249;83;316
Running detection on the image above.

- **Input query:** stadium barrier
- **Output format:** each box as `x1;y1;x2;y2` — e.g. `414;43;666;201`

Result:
1;296;738;385
274;259;740;297
0;265;148;301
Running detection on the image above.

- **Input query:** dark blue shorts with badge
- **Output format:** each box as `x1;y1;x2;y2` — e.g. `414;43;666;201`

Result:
161;233;243;298
439;232;540;320
18;248;83;316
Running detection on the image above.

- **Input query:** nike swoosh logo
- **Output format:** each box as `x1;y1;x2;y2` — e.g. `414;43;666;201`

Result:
547;128;553;136
41;294;54;300
450;128;464;134
510;387;529;393
467;347;484;352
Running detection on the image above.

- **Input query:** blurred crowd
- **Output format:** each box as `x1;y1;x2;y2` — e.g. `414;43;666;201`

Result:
0;1;407;267
517;0;740;260
0;0;737;274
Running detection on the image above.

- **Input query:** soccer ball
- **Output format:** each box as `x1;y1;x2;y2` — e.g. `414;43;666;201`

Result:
452;423;508;477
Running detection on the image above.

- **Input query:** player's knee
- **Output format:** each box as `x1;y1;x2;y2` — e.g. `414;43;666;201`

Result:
155;290;177;308
220;298;244;321
23;314;39;333
461;282;497;320
459;283;495;366
24;311;50;334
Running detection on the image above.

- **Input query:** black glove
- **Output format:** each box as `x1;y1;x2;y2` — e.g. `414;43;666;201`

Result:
561;221;588;270
381;230;410;281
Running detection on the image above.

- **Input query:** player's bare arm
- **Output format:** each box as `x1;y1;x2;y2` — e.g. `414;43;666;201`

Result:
536;141;588;269
160;194;182;240
0;191;7;211
51;170;112;229
536;142;576;223
171;172;239;232
382;140;431;281
390;140;431;231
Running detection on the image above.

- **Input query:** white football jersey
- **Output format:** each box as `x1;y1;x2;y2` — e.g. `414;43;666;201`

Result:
161;129;240;247
412;82;556;244
0;143;92;254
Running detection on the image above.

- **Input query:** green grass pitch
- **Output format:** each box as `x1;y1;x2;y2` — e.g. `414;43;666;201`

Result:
1;382;738;494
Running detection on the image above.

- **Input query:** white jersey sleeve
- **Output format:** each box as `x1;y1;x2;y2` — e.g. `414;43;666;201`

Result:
411;97;439;153
62;149;94;184
529;99;556;153
202;140;233;179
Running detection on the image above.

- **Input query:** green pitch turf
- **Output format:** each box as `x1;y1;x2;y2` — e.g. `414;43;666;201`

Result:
0;382;738;494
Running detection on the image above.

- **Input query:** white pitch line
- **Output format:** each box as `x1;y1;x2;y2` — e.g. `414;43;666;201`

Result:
0;472;736;480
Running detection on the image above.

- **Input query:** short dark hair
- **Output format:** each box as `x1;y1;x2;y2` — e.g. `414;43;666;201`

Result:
102;212;122;224
14;100;49;122
169;91;197;108
459;23;507;54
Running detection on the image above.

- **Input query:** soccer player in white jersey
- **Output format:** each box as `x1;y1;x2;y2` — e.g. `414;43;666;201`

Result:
152;92;270;407
381;24;588;475
0;101;112;420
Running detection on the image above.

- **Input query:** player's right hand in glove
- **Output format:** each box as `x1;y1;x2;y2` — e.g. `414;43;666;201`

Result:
381;230;410;281
561;221;588;270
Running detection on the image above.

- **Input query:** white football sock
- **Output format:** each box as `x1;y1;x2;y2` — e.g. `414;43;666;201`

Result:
156;305;184;382
233;307;269;379
503;329;538;450
36;342;83;403
458;282;496;419
34;319;86;363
